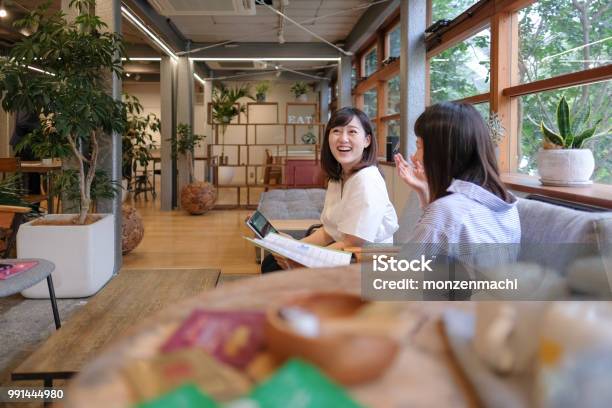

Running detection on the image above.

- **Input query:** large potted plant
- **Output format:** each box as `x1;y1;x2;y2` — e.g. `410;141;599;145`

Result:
0;0;127;298
211;84;252;184
15;113;71;165
122;94;160;200
290;81;309;102
537;95;602;186
171;124;216;215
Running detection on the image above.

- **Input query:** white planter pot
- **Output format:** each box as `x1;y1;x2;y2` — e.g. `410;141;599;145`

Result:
218;166;236;185
297;94;308;102
18;214;115;298
41;158;53;165
537;148;595;186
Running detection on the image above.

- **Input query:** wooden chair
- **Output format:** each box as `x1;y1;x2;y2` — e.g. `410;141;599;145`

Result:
0;158;47;207
0;204;31;258
263;149;282;191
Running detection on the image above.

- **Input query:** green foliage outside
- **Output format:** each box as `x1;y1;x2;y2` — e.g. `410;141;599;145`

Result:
430;0;611;183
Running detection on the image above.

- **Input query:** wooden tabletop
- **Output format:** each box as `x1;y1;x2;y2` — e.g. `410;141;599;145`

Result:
61;266;477;408
13;268;220;382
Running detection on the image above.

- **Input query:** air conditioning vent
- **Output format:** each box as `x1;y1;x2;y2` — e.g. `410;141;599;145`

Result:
149;0;256;16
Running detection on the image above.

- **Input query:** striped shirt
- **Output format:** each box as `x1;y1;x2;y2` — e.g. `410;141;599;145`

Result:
406;179;521;251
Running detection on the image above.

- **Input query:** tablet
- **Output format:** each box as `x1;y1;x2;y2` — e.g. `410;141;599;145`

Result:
246;210;279;239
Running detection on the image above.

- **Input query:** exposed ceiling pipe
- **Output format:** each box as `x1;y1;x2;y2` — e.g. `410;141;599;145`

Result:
277;0;286;44
255;0;352;56
276;64;328;80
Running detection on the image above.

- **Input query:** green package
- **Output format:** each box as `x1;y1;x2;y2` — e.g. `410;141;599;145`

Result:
245;359;363;408
137;383;218;408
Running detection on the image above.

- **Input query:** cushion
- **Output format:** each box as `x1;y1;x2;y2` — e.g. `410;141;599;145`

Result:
257;189;325;220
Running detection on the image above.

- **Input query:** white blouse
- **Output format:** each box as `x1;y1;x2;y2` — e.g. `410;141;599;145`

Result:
321;166;399;244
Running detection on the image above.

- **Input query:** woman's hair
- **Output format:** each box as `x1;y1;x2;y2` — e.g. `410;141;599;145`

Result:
320;107;378;181
415;102;511;203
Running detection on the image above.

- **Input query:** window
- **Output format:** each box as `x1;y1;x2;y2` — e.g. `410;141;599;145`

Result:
351;64;358;88
362;88;378;118
431;0;480;23
473;102;489;121
388;25;401;58
516;81;611;184
363;46;378;77
386;75;400;115
518;0;611;83
429;28;490;104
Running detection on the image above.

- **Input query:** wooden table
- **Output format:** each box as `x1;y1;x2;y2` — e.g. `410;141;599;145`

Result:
12;268;220;388
61;266;477;408
19;161;62;214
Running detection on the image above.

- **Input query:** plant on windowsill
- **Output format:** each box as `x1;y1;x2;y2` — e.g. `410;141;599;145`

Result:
255;81;270;102
211;83;253;165
171;123;216;215
0;0;128;298
290;81;309;102
537;95;603;186
301;126;317;144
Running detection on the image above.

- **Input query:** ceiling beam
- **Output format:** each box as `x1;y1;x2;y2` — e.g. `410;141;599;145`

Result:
123;0;187;52
187;42;341;59
344;0;400;53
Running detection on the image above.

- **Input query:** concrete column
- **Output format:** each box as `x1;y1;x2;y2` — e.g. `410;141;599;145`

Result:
202;80;213;181
175;56;194;197
338;55;352;109
160;56;177;211
400;0;426;157
319;80;330;123
95;0;122;274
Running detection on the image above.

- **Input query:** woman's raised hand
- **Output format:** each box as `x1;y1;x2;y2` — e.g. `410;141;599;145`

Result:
394;153;428;194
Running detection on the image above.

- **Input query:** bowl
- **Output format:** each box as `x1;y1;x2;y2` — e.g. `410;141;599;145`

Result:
265;292;400;385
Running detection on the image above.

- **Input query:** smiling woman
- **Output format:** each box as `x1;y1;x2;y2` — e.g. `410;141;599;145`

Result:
262;107;399;273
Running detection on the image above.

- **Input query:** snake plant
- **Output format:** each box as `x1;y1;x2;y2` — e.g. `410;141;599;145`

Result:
540;95;602;149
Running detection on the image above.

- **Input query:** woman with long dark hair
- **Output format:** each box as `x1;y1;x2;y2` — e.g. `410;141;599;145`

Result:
394;102;520;245
264;107;398;272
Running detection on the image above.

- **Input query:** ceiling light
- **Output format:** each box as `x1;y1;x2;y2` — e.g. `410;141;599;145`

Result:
190;57;340;62
0;2;7;19
122;57;162;61
125;73;131;77
121;6;177;61
277;33;285;44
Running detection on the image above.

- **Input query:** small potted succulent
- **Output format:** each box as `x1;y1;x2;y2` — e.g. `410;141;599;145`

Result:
255;81;270;102
290;81;309;102
537;95;602;186
171;123;216;215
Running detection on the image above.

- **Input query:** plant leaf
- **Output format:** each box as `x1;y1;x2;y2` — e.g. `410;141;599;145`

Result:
556;95;571;140
573;119;602;149
541;121;564;147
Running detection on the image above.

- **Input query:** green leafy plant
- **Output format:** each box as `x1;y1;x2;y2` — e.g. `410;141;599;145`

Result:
211;84;253;157
540;95;602;150
301;126;317;144
0;0;127;224
255;81;270;101
15;113;72;160
123;95;160;186
290;81;309;99
0;175;38;212
170;124;205;183
52;169;120;213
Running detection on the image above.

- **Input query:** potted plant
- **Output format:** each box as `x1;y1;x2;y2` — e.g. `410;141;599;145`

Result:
301;126;317;144
122;94;160;200
15;113;71;165
171;123;216;215
537;95;602;186
0;0;127;298
290;81;309;102
255;81;270;102
211;84;252;185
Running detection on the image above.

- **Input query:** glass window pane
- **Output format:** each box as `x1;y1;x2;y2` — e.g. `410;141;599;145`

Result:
429;28;490;104
351;65;357;88
363;88;378;118
473;102;490;121
432;0;479;23
386;75;400;115
517;81;611;184
388;25;400;58
364;47;378;77
518;0;612;83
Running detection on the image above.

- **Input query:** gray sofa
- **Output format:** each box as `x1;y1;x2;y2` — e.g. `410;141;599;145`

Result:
257;189;326;220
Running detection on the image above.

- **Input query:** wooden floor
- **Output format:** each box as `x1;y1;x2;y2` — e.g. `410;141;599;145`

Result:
124;197;260;275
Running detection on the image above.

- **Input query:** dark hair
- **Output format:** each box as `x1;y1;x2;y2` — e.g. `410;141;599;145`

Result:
321;107;378;181
415;102;511;203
